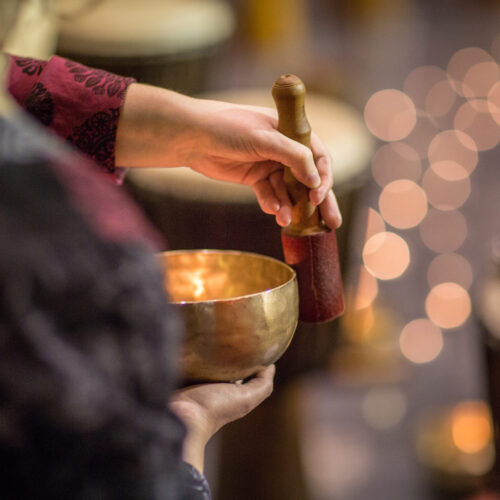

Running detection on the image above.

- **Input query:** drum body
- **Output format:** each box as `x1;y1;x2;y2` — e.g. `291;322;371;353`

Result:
56;0;235;94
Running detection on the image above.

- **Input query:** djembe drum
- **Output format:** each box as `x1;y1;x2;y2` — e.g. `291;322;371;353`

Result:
56;0;235;94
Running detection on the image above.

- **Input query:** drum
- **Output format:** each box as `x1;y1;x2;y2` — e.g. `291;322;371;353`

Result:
126;88;374;379
3;0;58;59
56;0;235;94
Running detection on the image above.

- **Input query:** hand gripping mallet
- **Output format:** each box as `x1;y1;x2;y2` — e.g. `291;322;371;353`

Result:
272;74;345;323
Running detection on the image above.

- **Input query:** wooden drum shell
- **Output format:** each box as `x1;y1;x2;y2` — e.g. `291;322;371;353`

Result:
56;0;235;94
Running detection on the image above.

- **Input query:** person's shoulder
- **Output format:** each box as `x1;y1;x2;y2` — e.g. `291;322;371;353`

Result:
0;112;56;166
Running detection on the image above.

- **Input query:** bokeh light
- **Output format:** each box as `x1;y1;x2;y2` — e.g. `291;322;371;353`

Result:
404;66;447;109
416;401;494;478
342;305;375;342
454;99;500;151
371;142;422;188
447;47;495;96
462;61;500;99
362;388;407;430
364;207;386;239
363;232;410;280
425;282;471;329
427;253;473;290
422;167;471;210
487;80;500;126
403;65;456;118
430;160;470;181
302;423;374;499
419;209;467;253
425;79;457;118
404;111;439;157
451;401;492;454
378;180;427;229
354;266;379;310
428;129;478;176
364;89;417;141
491;33;500;63
399;318;443;364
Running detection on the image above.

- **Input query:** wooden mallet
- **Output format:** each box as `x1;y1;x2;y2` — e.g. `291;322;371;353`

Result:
272;74;345;323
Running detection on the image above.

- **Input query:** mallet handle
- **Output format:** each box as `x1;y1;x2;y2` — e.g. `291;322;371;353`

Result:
272;74;324;236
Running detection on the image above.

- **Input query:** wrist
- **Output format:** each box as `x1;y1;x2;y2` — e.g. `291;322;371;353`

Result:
172;398;214;442
115;83;200;168
170;398;214;473
178;407;213;474
182;427;208;474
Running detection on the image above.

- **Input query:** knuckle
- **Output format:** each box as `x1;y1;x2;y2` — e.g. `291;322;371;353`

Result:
300;148;314;165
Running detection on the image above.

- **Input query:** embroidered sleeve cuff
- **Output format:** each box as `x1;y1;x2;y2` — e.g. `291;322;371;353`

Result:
7;54;136;178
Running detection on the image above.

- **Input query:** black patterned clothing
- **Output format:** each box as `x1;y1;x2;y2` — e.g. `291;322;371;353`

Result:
0;69;211;498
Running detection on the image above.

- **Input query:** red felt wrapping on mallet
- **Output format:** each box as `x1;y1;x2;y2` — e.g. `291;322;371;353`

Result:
272;73;345;323
282;229;344;323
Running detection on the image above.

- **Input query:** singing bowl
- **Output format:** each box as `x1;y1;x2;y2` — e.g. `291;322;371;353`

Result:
158;250;299;382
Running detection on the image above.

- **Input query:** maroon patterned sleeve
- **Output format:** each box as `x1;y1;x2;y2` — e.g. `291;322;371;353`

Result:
7;54;136;180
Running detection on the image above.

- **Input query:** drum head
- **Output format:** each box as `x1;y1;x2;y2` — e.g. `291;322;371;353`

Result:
58;0;235;57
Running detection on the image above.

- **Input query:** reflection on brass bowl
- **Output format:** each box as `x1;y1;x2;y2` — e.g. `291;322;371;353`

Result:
158;250;299;382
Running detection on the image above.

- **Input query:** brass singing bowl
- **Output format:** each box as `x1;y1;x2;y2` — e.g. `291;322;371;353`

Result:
158;250;299;382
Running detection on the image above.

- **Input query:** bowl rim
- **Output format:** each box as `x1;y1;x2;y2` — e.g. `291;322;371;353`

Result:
157;249;297;305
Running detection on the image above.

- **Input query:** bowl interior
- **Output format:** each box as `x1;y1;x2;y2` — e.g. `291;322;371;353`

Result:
160;250;295;303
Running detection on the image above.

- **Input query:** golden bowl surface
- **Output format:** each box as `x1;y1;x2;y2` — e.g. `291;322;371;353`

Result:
158;250;299;382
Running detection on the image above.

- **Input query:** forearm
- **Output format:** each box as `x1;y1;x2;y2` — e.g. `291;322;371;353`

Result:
114;80;340;228
115;82;202;168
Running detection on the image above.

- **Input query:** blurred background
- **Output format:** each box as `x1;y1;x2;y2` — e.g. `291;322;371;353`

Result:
9;0;500;498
